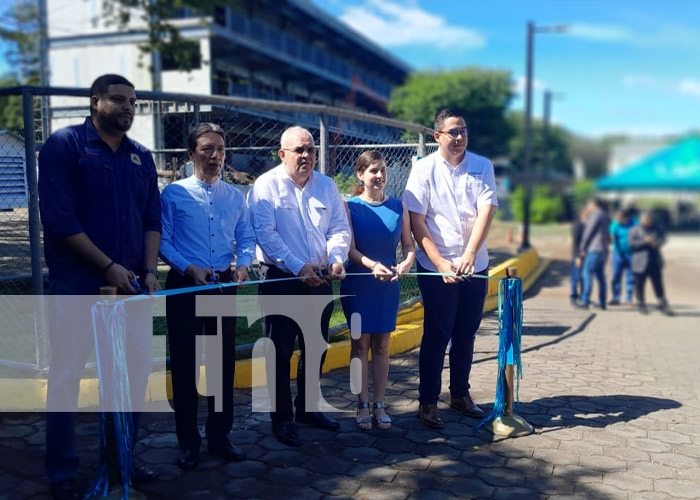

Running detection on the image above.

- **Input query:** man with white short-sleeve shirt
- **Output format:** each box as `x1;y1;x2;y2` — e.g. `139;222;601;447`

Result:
404;108;498;429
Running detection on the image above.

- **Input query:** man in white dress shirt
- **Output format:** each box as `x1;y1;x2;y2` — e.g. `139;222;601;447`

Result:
404;108;498;429
160;123;256;469
248;126;350;447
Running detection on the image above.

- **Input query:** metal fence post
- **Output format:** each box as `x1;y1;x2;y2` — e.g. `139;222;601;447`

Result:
418;131;426;159
23;90;44;296
193;102;200;125
23;89;49;370
319;113;329;175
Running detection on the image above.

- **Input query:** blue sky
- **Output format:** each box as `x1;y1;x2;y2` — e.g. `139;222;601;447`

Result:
315;0;700;138
2;1;698;138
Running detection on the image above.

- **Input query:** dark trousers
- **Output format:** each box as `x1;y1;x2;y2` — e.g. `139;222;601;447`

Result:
259;266;334;423
46;413;141;482
416;264;488;405
634;267;666;306
45;286;151;482
570;259;582;301
165;269;237;451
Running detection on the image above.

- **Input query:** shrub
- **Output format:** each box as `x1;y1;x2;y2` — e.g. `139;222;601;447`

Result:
509;185;565;223
332;172;356;196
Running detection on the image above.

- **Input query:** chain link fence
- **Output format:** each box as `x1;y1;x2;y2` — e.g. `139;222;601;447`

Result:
0;86;437;371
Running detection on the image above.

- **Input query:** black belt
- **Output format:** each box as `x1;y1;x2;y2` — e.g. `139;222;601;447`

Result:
216;267;233;281
166;266;233;285
263;264;294;280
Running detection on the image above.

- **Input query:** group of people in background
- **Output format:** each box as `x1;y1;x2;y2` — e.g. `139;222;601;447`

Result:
571;198;672;315
38;74;498;499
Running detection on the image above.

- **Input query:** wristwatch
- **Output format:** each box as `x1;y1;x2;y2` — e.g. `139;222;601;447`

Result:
144;268;158;276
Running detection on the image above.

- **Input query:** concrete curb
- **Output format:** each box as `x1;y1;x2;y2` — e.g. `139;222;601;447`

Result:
1;248;547;410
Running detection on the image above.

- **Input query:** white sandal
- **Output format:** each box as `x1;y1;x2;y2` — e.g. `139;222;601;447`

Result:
356;401;372;431
372;402;392;430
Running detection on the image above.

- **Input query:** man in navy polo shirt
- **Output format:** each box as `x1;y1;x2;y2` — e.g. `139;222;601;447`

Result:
39;74;161;499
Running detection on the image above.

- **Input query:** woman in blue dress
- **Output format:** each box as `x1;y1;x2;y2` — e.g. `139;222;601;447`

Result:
341;151;415;430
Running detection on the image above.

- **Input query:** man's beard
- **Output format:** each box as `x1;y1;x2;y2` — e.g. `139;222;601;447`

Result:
99;111;133;133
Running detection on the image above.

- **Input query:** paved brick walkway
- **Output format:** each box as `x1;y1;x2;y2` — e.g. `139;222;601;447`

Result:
1;234;699;499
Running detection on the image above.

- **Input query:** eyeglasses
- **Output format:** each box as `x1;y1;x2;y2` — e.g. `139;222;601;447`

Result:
282;146;317;155
437;127;468;139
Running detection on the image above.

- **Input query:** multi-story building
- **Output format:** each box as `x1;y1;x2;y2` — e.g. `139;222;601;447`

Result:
47;0;410;139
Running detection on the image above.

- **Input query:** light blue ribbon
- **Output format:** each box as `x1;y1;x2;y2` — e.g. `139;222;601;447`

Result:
88;301;133;499
89;268;518;493
478;276;524;428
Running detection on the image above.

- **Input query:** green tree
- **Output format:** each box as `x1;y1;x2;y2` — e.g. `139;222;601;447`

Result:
332;172;356;196
0;75;24;135
103;0;216;86
507;111;573;175
0;0;39;84
570;179;595;212
0;0;39;136
509;185;565;223
388;67;514;158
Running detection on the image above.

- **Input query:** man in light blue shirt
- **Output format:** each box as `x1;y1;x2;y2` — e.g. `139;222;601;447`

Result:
160;123;255;470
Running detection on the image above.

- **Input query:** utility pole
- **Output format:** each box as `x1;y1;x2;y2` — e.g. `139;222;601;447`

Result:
519;21;535;252
542;89;552;172
518;22;567;252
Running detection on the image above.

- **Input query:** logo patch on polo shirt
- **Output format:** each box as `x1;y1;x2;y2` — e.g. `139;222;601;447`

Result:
84;146;100;156
131;153;142;165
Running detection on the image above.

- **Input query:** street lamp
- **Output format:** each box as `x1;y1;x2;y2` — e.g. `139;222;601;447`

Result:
519;22;567;252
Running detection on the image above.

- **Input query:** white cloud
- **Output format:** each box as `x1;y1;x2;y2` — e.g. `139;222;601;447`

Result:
678;78;700;98
512;75;548;96
636;24;700;49
339;0;485;49
623;74;664;89
567;23;631;42
623;74;700;99
622;74;700;100
568;22;700;49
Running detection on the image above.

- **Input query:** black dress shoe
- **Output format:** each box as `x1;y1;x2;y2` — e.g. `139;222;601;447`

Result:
417;404;444;429
208;441;246;462
272;420;302;447
295;411;340;431
177;448;200;470
50;478;82;500
131;462;159;484
449;394;485;418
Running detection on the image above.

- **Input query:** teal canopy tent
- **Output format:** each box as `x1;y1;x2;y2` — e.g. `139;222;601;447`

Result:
597;135;700;191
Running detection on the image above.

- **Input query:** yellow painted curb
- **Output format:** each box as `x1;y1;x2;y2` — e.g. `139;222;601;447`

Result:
1;249;546;409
